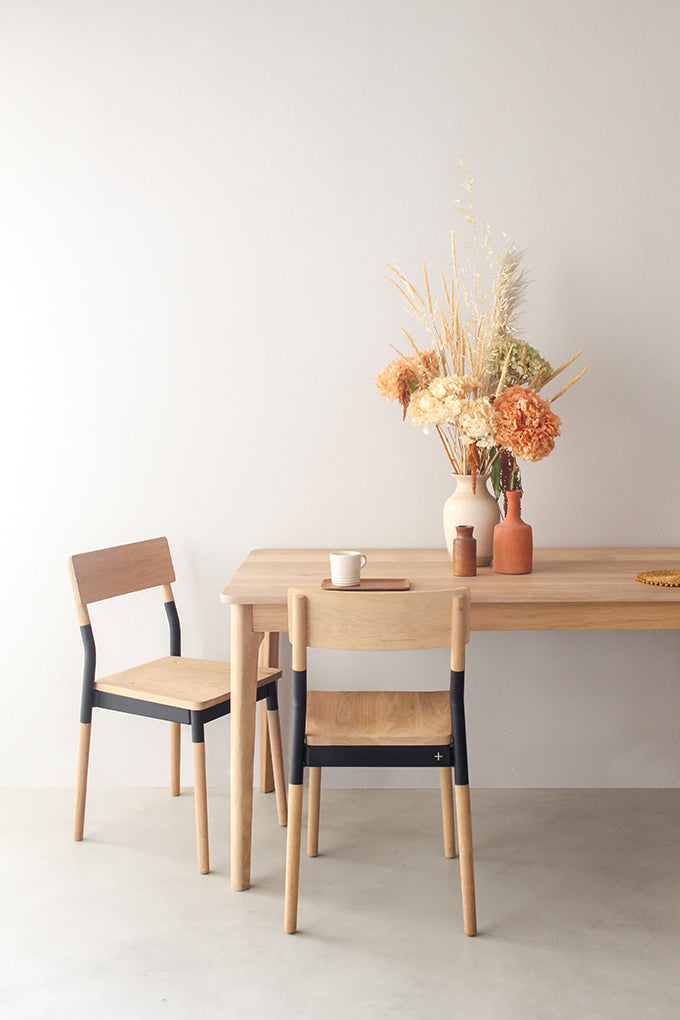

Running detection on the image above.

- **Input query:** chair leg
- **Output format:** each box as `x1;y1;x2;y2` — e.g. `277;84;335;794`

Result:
259;701;275;793
455;784;477;936
192;737;210;875
284;784;304;933
170;722;181;796
73;722;92;841
266;706;288;826
258;632;279;793
440;766;456;859
307;767;321;857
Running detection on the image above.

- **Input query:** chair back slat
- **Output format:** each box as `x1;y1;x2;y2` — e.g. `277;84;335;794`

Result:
69;537;175;608
288;587;469;652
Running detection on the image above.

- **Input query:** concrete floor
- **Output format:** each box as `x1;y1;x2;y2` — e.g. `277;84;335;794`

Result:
1;787;679;1019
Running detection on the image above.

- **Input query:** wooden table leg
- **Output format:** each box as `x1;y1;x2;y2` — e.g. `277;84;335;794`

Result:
230;603;263;891
258;632;279;793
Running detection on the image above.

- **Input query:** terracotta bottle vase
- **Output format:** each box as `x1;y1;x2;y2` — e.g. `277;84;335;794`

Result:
493;489;533;574
452;525;477;577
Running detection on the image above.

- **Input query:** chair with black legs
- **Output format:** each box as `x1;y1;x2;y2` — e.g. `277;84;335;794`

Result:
68;536;287;873
284;586;476;935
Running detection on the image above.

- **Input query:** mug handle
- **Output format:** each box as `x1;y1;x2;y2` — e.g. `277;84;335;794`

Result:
359;554;367;570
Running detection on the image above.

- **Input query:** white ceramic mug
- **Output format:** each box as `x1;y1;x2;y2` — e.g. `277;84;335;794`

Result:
330;550;367;588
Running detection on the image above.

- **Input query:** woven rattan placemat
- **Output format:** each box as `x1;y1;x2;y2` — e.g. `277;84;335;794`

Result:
635;569;680;587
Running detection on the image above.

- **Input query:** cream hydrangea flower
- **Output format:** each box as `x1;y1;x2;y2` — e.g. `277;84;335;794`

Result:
457;397;496;448
407;374;483;426
429;374;483;399
408;389;463;426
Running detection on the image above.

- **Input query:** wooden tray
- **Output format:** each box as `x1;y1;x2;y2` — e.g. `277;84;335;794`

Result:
321;578;410;591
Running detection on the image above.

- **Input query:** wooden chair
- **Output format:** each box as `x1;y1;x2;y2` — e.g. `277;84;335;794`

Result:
68;537;287;874
284;586;476;935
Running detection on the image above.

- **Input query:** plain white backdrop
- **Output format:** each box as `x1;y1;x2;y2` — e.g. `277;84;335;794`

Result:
1;0;679;788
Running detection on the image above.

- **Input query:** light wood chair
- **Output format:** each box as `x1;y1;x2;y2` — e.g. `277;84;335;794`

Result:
68;537;287;874
284;586;476;935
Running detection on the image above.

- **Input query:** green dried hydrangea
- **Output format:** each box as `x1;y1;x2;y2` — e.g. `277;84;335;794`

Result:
489;336;553;389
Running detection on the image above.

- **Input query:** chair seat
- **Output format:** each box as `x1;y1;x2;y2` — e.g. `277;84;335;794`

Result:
305;690;452;746
95;656;282;712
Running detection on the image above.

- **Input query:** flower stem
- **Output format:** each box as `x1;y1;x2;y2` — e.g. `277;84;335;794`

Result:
436;425;460;473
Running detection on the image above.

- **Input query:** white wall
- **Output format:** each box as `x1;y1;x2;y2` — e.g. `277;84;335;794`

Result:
2;0;679;789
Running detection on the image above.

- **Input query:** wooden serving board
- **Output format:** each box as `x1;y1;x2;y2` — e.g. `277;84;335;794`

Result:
321;578;410;591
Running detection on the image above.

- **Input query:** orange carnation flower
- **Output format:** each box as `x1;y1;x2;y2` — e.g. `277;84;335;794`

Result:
494;385;561;462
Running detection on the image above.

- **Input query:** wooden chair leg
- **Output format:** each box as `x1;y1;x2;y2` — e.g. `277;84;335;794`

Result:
192;740;210;874
170;722;181;796
266;706;288;826
259;701;275;793
440;766;456;859
284;784;304;933
307;767;321;857
455;784;477;936
73;722;92;841
258;632;279;793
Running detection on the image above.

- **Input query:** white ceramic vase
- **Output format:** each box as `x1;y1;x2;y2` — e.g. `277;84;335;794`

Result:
443;473;500;566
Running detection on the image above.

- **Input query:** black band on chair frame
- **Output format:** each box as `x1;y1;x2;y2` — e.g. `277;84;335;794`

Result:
306;745;453;768
79;624;96;724
91;693;232;728
265;682;279;712
290;669;307;785
164;600;181;657
450;669;469;786
93;691;191;724
191;712;205;743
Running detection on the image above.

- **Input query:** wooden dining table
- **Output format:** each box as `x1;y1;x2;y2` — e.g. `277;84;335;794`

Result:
221;546;680;890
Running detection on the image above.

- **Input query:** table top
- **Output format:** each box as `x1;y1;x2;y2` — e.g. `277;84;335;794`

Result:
221;548;680;632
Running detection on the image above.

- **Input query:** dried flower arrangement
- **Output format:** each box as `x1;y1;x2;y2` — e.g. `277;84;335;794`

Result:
375;164;589;505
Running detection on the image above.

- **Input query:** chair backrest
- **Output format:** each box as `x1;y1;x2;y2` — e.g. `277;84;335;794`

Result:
288;587;470;670
68;537;176;626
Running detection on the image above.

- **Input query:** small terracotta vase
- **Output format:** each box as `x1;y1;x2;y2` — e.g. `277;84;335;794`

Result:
493;489;533;574
453;525;477;577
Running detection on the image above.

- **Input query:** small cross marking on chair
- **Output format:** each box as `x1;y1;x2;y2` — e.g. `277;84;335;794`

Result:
434;752;443;761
